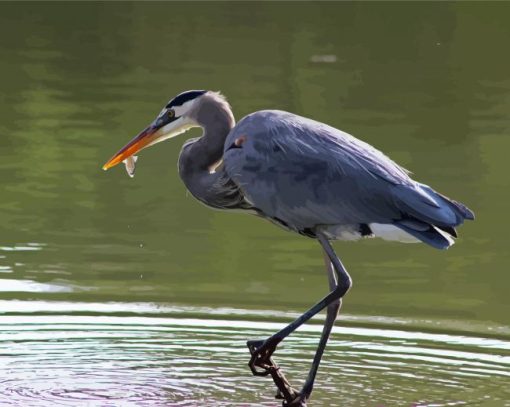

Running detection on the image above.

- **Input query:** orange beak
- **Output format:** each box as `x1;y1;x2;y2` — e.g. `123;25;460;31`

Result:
102;125;160;171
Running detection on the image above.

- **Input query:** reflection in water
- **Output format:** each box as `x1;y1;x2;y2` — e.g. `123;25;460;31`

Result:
0;244;45;252
0;279;73;293
1;302;509;406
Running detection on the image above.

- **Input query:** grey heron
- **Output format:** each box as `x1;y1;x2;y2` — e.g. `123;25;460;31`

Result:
102;90;474;406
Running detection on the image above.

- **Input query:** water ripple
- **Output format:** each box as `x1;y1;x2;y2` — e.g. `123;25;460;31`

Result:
1;302;509;406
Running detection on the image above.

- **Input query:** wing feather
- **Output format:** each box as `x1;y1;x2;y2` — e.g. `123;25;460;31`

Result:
223;110;473;234
223;111;410;230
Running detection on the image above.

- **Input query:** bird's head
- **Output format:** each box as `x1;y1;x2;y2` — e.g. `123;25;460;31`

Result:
102;90;209;171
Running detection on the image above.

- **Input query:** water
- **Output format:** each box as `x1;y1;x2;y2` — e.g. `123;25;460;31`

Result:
1;2;509;406
1;302;509;407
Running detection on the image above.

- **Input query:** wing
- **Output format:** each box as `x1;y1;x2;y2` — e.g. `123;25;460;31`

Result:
223;110;472;235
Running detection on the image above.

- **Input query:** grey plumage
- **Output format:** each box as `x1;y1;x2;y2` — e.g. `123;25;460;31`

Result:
222;109;473;249
103;90;474;406
177;92;250;210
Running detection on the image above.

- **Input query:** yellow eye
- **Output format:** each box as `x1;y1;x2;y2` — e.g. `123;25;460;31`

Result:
168;109;175;118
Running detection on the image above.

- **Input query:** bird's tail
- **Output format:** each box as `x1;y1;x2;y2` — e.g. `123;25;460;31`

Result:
392;183;475;250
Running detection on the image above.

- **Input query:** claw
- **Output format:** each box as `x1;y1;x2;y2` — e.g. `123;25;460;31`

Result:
247;337;281;376
283;393;308;407
247;339;270;376
246;338;299;405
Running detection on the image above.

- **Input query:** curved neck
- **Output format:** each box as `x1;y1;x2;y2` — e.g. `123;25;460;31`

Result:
194;112;234;170
178;95;235;206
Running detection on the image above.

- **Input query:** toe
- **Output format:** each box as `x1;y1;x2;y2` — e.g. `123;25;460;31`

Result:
283;394;308;407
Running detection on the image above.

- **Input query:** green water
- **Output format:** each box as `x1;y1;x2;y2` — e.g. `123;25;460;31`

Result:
0;2;509;406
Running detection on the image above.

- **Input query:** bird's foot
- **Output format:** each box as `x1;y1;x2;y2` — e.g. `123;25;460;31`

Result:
283;393;308;407
247;337;281;376
247;338;299;404
276;388;306;403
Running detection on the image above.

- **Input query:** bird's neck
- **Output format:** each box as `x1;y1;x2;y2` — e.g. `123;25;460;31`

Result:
178;100;235;206
194;106;235;169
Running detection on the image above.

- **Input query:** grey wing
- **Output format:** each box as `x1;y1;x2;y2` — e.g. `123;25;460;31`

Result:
223;110;473;236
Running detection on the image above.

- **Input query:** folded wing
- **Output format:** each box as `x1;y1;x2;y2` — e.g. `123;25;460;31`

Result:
223;110;473;248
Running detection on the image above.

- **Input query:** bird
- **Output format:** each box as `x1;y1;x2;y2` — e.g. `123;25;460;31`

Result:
102;90;474;406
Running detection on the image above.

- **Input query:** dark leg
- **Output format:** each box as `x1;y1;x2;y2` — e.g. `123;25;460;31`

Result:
247;234;352;406
290;239;344;405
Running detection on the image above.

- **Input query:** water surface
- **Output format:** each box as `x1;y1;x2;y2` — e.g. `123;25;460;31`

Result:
0;2;509;406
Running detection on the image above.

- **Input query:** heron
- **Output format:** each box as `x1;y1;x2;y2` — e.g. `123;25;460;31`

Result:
102;90;474;406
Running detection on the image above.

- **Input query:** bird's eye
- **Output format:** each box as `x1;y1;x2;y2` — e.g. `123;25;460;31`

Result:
168;109;175;118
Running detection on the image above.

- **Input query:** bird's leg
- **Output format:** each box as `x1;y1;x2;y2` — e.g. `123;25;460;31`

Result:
247;234;352;406
289;237;345;405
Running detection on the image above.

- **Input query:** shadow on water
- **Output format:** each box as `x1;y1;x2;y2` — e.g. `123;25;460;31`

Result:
1;302;509;407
